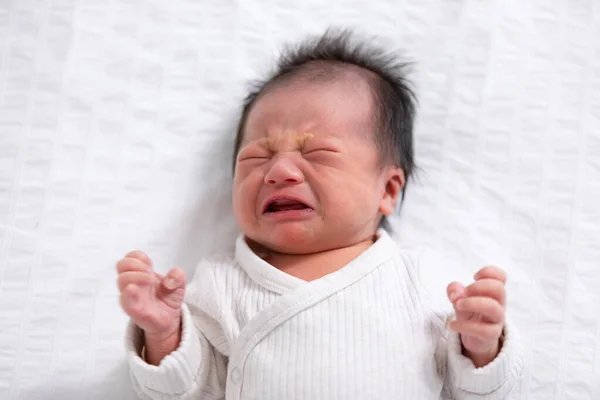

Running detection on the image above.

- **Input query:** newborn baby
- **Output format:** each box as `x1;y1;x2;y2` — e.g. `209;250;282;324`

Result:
117;30;524;399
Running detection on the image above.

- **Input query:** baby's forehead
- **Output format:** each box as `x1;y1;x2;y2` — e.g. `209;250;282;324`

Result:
242;81;376;143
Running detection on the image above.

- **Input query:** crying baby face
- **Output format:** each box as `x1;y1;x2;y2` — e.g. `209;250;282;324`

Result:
231;78;404;255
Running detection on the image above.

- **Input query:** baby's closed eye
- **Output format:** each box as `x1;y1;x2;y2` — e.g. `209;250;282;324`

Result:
238;147;272;162
303;148;339;159
304;148;337;154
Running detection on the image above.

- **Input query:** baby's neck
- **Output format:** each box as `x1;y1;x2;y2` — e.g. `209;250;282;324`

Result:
250;236;377;282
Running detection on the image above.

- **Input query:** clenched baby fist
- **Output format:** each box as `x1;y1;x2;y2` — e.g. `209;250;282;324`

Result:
116;250;187;365
447;266;507;368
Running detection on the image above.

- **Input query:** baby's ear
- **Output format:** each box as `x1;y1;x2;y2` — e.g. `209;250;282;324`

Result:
379;167;405;216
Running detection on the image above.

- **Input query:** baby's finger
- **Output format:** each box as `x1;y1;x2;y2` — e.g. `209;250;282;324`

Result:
474;266;506;283
456;297;505;324
158;267;186;309
162;267;187;291
117;257;153;274
124;250;153;267
162;268;186;290
120;283;143;314
465;279;506;306
447;282;466;305
117;271;154;293
448;320;503;342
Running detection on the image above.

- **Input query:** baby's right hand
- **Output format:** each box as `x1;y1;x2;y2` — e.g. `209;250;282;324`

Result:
117;251;187;342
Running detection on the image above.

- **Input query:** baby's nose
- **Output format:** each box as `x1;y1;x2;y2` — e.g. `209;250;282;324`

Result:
264;156;304;185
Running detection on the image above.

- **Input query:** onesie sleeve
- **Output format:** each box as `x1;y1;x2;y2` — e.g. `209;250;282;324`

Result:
125;260;229;400
443;320;524;399
416;249;525;400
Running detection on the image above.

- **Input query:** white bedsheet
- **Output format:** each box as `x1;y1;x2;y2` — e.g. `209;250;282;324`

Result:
1;0;599;399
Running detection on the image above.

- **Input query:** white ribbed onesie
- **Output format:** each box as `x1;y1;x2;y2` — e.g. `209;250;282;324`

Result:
126;230;524;399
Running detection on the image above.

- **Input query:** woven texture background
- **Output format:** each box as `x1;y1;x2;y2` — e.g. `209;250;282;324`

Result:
1;0;599;398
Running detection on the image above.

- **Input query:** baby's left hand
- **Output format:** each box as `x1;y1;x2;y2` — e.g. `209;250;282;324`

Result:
447;266;506;368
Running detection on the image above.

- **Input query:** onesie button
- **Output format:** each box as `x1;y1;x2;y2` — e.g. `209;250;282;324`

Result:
230;367;242;384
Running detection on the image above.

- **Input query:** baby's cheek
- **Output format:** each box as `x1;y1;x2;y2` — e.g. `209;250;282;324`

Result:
328;191;367;219
233;182;258;217
233;165;254;184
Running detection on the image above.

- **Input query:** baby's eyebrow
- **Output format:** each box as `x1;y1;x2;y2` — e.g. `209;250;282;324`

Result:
257;137;272;151
297;132;314;148
257;132;315;151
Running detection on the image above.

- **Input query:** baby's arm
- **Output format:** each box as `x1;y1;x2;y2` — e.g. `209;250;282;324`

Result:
415;250;524;400
117;252;227;399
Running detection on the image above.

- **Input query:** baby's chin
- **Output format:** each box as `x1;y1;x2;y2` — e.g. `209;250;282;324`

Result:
247;225;330;255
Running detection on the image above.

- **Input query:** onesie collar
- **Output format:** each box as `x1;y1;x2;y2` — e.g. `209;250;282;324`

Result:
234;229;398;295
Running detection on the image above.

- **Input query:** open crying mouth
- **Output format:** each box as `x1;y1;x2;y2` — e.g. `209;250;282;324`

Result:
265;199;312;213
